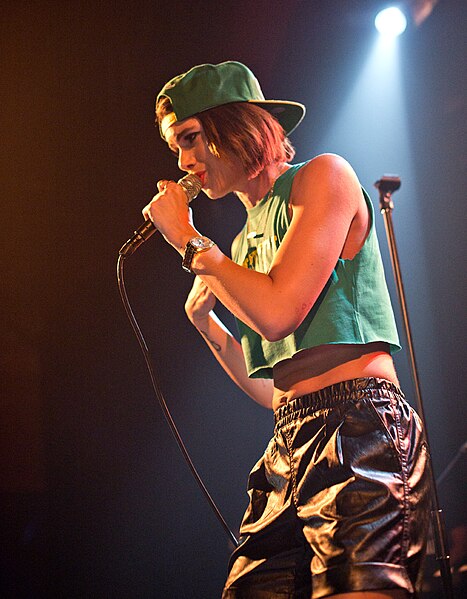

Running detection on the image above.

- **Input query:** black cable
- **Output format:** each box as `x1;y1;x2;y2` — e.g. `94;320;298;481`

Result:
117;252;239;548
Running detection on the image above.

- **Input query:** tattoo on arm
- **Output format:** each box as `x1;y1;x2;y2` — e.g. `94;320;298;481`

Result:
200;330;221;352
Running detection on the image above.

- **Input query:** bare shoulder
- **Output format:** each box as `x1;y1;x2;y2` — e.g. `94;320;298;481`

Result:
291;153;363;215
294;153;361;193
300;152;358;174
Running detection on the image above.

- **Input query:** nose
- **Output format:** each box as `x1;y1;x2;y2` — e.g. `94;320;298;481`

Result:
178;148;196;173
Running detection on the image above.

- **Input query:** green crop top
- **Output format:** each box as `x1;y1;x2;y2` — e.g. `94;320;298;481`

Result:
231;161;401;379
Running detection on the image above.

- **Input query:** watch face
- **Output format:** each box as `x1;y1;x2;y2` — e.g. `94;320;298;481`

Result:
191;236;212;249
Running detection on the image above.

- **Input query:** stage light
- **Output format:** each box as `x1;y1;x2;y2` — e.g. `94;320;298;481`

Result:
375;6;408;37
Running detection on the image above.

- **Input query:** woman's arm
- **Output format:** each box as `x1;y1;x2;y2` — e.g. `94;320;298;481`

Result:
185;277;273;409
145;153;363;341
191;154;363;339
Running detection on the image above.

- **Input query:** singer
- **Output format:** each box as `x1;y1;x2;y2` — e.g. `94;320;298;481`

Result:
143;62;430;598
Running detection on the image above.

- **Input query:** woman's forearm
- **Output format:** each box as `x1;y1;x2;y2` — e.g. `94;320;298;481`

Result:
190;311;273;409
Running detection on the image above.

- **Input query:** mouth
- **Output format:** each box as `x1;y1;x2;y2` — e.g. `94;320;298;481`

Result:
195;171;206;186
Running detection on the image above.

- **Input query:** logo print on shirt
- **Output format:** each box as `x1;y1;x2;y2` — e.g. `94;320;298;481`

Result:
242;235;278;273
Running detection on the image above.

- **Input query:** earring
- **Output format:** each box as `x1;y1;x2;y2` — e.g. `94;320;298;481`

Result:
208;141;221;158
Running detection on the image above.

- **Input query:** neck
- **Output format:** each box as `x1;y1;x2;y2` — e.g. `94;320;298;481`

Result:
235;162;289;210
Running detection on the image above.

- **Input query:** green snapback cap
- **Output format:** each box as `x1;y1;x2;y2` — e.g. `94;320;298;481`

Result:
156;61;305;137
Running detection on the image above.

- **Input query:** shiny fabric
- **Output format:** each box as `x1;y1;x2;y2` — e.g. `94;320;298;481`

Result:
222;378;430;598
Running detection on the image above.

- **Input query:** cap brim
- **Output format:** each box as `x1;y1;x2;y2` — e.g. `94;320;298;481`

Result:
249;100;306;135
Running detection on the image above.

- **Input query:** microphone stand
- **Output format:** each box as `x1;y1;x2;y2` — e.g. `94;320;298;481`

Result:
374;176;454;599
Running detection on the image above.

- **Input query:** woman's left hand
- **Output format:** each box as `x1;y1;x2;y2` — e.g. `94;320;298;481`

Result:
142;179;197;251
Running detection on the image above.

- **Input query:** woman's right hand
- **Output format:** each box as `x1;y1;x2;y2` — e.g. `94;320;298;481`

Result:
185;276;216;326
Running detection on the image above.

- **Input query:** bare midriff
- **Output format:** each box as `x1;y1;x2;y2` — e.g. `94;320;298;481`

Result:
272;342;399;411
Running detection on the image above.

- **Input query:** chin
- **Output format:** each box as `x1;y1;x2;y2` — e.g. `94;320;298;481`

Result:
203;188;224;200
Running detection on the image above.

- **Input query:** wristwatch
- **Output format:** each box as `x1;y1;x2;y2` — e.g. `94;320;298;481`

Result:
182;236;216;273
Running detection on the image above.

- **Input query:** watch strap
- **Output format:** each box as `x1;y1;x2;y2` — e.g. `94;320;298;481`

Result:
182;243;197;273
182;237;215;273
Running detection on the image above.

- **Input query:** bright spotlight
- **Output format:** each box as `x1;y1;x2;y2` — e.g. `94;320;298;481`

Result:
375;6;408;37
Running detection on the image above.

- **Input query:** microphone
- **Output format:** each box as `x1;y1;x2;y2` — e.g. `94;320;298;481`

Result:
119;174;203;257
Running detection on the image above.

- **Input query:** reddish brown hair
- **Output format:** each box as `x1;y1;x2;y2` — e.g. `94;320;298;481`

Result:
156;98;295;178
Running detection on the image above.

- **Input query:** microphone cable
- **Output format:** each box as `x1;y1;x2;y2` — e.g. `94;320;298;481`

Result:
117;201;239;549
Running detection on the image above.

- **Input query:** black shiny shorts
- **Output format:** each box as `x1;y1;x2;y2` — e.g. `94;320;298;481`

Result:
222;378;430;598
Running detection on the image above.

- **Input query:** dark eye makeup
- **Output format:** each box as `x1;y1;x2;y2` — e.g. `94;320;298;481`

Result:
168;129;200;156
183;131;200;145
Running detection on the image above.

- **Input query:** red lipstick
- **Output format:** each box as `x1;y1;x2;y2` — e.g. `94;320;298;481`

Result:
196;171;206;186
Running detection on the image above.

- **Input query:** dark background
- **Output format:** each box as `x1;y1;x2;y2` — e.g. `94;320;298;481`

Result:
1;1;466;597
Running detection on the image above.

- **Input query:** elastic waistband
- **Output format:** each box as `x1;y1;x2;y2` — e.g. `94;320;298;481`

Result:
274;377;404;428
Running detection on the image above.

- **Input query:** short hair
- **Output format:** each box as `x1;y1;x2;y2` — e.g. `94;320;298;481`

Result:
156;98;295;179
